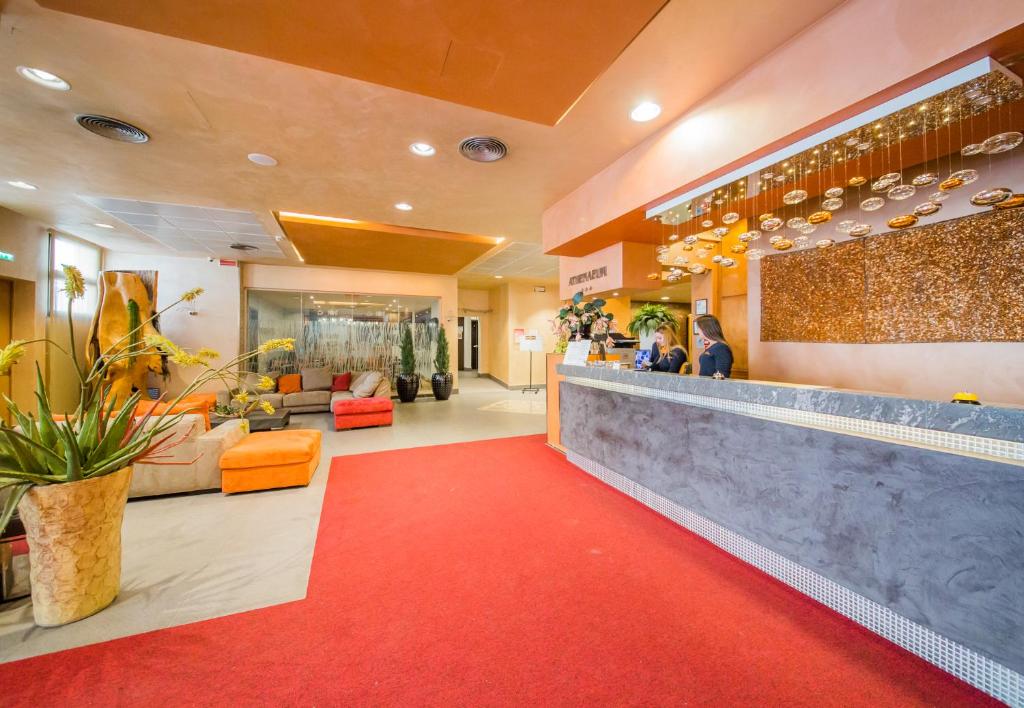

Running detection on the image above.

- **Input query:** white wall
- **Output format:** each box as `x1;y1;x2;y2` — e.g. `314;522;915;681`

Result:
103;253;241;395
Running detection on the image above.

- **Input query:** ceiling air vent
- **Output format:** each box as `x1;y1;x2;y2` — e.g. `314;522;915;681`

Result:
229;243;259;251
459;136;507;163
75;114;150;144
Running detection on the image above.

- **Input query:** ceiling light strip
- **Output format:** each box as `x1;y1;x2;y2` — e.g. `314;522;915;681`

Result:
279;211;359;224
645;57;1020;218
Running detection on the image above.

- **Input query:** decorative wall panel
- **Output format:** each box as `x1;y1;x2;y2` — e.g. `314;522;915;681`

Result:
761;209;1024;343
760;240;865;343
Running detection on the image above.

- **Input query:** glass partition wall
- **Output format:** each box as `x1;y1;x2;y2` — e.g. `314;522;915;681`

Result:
244;289;441;383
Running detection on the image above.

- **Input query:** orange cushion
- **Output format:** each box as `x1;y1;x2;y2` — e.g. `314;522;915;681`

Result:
180;392;218;408
220;429;321;469
134;400;211;430
277;373;302;394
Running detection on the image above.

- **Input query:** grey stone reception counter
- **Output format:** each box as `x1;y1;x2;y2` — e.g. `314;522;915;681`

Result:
556;364;1024;705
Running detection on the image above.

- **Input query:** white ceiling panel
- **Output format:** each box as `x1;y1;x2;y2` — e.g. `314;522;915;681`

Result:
80;196;287;258
460;241;558;279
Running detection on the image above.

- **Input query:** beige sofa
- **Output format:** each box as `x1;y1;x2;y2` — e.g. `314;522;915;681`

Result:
129;415;248;498
217;369;391;415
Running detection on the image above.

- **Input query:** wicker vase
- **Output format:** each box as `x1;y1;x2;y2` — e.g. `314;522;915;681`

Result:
17;466;133;627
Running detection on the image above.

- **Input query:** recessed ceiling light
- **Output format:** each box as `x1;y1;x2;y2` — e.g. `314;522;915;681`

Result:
494;275;504;279
7;180;37;190
409;142;436;157
16;66;70;91
495;236;506;243
394;202;413;211
630;101;661;122
93;222;114;229
612;292;620;296
247;153;278;167
660;296;670;301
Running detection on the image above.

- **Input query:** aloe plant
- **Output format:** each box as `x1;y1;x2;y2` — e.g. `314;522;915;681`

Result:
627;303;678;337
0;266;295;534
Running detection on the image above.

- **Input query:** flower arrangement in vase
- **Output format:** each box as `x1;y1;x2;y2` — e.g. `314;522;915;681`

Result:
551;291;615;349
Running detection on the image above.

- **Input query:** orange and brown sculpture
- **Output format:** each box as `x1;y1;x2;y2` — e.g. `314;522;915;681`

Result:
86;271;165;407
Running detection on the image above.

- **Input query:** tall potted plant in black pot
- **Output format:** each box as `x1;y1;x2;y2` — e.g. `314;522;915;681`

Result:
396;325;419;402
431;326;453;400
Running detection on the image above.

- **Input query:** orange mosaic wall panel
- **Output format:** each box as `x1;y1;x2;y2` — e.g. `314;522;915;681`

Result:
760;209;1024;343
760;240;866;343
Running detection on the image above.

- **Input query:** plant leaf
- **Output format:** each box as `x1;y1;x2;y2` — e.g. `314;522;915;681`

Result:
0;429;48;479
0;482;30;537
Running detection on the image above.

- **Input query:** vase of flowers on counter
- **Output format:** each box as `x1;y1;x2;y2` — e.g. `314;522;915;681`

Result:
551;291;615;354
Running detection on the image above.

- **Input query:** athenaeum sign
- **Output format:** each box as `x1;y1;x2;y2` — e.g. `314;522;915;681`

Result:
558;242;655;299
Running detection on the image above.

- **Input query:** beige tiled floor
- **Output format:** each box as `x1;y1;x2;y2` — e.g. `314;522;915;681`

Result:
0;377;546;662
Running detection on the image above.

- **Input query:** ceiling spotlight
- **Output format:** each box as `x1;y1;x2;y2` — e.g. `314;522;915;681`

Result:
612;292;620;297
494;275;504;279
630;101;661;122
409;142;436;157
247;153;278;166
495;236;506;243
394;202;413;211
16;66;70;91
660;296;670;301
7;180;37;190
93;223;114;229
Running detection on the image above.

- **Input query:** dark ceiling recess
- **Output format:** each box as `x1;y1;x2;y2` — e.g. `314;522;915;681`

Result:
75;114;150;143
459;136;508;163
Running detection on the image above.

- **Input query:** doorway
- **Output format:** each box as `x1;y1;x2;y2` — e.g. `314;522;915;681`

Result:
459;316;480;372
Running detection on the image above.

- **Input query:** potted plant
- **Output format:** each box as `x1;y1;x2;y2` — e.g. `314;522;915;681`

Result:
627;303;678;342
431;327;453;401
395;325;419;403
552;291;615;342
0;266;292;627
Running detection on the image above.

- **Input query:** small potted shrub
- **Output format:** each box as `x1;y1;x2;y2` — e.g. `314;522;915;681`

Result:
431;327;453;401
396;325;419;403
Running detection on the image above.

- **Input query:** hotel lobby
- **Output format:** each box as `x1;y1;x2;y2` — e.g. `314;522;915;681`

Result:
0;1;1022;705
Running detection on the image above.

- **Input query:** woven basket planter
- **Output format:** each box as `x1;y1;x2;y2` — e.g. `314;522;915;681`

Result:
17;466;132;627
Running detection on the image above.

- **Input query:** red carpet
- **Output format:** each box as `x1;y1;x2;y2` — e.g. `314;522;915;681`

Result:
0;435;997;706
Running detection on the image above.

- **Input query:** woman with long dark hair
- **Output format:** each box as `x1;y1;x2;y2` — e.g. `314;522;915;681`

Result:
694;314;733;378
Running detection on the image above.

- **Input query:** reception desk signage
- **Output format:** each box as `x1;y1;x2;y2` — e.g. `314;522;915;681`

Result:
558;241;656;299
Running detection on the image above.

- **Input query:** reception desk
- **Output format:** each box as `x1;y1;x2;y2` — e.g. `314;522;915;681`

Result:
556;364;1023;705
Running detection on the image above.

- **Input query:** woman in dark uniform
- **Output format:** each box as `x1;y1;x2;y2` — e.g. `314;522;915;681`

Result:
694;314;733;378
645;324;687;374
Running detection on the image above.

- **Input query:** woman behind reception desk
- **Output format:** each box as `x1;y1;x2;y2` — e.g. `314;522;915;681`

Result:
645;324;687;373
695;315;733;378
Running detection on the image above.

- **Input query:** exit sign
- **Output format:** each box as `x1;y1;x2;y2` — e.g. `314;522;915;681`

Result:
0;252;13;262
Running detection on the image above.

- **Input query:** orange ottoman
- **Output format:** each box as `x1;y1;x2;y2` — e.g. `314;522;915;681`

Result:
220;429;322;494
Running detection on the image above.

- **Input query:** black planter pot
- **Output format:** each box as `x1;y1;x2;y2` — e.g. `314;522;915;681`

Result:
396;374;420;403
431;372;453;401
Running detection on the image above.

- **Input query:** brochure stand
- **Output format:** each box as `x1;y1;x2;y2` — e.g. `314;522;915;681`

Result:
519;331;544;394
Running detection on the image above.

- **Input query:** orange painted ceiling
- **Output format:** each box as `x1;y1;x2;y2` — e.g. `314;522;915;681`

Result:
277;213;497;275
0;0;848;268
36;0;668;126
